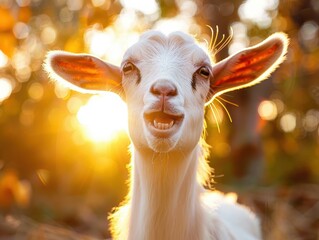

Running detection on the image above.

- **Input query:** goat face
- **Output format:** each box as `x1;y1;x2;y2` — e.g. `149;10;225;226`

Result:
121;31;212;153
44;30;288;153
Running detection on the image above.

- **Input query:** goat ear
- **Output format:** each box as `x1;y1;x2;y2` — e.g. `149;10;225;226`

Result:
44;51;123;97
206;32;289;104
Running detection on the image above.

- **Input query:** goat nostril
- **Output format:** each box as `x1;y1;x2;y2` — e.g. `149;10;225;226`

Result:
168;88;177;96
150;81;177;97
150;85;161;96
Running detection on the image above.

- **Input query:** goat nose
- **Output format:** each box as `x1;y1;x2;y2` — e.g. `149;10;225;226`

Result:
150;80;177;97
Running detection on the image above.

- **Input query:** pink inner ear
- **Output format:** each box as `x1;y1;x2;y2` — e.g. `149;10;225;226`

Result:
52;57;106;88
212;42;281;90
51;54;122;91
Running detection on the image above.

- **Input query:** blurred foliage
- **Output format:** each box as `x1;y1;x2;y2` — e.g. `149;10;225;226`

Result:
0;0;318;239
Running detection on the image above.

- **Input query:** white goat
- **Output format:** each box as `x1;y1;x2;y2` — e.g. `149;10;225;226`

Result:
45;30;288;240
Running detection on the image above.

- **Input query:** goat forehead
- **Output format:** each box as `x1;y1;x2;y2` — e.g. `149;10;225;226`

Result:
123;31;211;67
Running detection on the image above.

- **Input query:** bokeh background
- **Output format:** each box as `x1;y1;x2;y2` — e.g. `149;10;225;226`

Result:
0;0;318;239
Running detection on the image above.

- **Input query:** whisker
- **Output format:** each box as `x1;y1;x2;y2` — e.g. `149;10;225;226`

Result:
212;25;219;52
215;38;229;55
206;25;221;56
203;38;210;51
206;25;215;51
209;103;221;133
212;102;222;123
214;34;225;50
214;27;233;55
217;96;239;107
205;26;233;62
215;98;232;123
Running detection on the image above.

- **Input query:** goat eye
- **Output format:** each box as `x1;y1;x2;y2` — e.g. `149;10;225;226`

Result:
123;62;135;74
198;66;210;79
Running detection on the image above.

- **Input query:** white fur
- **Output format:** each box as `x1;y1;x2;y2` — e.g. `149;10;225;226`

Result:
45;30;289;240
109;31;263;240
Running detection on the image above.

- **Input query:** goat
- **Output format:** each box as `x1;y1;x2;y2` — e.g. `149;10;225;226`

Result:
44;30;288;240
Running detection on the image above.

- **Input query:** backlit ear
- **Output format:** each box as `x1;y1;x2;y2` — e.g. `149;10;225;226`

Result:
206;32;289;105
44;51;123;97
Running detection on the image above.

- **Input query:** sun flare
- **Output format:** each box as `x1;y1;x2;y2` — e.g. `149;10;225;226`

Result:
76;93;128;142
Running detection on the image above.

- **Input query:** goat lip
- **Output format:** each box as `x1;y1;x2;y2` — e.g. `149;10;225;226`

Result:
143;111;184;137
144;111;184;121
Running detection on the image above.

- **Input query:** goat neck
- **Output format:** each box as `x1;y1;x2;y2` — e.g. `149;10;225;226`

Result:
128;144;206;240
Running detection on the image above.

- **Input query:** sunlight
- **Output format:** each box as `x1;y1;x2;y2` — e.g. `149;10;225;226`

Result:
0;50;9;68
0;77;13;102
120;0;159;15
91;0;106;7
225;192;238;203
76;93;128;142
154;15;193;35
280;113;297;133
84;26;139;65
258;100;278;121
238;0;278;28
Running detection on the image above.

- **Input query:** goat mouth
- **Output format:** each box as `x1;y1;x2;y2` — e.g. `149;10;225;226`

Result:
144;111;184;136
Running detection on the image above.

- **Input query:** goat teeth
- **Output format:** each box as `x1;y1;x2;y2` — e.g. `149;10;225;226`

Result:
153;119;175;130
153;120;158;128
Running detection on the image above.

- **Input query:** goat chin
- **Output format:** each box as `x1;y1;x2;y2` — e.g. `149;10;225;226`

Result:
45;29;288;240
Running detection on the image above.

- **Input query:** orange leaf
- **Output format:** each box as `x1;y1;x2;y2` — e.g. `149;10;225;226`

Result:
0;33;17;57
18;7;32;23
0;7;15;31
0;171;19;208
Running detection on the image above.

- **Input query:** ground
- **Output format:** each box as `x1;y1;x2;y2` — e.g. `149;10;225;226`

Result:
0;184;318;240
